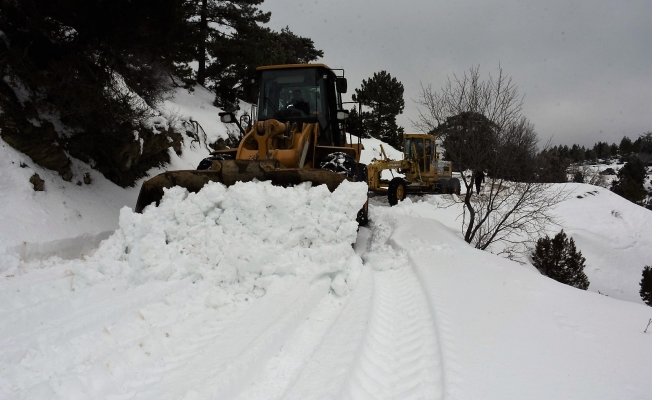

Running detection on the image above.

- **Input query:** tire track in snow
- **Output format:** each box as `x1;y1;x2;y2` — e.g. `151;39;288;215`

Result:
342;266;444;399
278;211;447;399
279;263;375;399
338;207;446;399
229;228;375;399
126;277;333;399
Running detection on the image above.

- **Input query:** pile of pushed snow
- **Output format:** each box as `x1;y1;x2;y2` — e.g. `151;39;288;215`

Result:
71;180;367;297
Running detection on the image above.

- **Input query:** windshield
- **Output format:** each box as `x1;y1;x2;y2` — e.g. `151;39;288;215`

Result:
258;68;323;121
404;138;424;160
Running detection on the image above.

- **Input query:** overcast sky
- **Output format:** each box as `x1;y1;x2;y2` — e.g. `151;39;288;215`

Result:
261;0;651;147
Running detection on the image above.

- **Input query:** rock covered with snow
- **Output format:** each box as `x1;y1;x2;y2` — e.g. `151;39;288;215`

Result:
72;180;368;297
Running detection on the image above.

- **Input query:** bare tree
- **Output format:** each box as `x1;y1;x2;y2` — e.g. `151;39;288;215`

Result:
415;65;569;254
414;65;523;136
465;180;567;255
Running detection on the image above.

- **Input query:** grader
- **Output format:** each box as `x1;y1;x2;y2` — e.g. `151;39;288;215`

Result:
367;133;460;205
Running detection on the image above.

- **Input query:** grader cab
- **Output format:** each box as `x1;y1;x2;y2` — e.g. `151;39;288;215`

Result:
367;133;460;205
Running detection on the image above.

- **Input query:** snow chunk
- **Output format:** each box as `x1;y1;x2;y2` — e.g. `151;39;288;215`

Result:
72;180;368;299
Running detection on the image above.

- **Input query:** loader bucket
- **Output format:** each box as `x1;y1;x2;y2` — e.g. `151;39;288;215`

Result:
135;159;348;213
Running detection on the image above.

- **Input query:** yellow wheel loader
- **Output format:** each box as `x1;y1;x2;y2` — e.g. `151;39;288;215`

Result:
135;64;368;225
367;133;460;206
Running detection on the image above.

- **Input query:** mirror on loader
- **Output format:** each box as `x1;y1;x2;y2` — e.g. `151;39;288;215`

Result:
336;77;347;93
219;111;246;136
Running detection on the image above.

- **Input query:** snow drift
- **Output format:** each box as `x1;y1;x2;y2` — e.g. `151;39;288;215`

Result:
70;180;368;295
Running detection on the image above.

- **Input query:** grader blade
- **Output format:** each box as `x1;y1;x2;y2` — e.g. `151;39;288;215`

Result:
135;159;348;213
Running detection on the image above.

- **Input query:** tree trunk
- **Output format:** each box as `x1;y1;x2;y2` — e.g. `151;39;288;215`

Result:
197;0;208;86
461;176;476;243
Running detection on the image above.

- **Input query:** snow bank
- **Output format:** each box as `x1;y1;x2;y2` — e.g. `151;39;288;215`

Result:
72;180;367;296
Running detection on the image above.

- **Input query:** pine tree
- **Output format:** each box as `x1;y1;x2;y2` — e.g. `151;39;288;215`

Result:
620;136;633;155
610;157;647;205
641;266;652;306
609;143;619;157
435;111;499;172
346;107;370;138
352;71;405;149
573;171;584;183
532;230;590;290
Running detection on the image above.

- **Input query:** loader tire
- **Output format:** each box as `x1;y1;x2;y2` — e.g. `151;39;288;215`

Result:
357;199;369;227
448;177;461;195
319;152;356;179
196;154;233;170
356;163;368;184
388;177;407;206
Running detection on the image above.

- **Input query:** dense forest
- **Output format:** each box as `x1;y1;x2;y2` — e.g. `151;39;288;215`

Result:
547;133;652;164
0;0;322;186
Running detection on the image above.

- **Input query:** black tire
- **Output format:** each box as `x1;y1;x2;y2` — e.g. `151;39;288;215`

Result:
196;153;233;170
356;163;368;184
388;177;407;206
319;152;357;179
448;177;461;195
357;199;369;227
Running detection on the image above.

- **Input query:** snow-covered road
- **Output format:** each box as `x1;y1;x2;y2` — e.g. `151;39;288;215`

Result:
1;181;651;399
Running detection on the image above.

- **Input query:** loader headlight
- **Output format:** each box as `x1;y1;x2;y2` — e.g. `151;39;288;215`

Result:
336;110;349;120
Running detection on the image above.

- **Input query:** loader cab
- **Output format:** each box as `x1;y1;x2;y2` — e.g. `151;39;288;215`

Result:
255;64;347;147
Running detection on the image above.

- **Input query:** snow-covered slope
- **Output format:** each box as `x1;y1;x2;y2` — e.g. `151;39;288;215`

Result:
1;87;651;399
387;183;652;305
553;183;652;303
0;85;228;263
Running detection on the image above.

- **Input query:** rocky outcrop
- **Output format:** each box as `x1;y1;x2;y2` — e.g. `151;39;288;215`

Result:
0;80;184;188
0;83;73;181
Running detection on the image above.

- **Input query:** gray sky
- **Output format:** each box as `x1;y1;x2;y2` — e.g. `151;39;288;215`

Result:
261;0;651;147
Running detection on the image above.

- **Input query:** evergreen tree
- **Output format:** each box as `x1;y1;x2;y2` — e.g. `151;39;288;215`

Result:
632;137;643;153
176;1;323;109
559;145;571;161
535;148;569;183
620;136;633;155
435;112;499;172
585;149;597;162
610;157;647;205
206;24;323;110
641;266;652;306
352;71;405;149
638;132;652;165
532;230;590;290
570;144;585;163
346;107;370;138
181;0;270;86
610;143;619;157
573;170;584;183
593;141;611;160
0;0;186;186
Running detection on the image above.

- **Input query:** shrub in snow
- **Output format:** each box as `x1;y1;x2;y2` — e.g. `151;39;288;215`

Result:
572;171;583;183
640;266;652;307
531;230;589;290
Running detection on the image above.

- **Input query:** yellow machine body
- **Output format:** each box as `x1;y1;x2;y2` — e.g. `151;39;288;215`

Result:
367;133;458;204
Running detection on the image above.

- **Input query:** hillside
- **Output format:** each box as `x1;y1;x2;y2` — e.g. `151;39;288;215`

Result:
1;87;651;399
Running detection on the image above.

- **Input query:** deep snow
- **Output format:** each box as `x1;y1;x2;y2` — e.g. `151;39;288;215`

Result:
1;85;651;399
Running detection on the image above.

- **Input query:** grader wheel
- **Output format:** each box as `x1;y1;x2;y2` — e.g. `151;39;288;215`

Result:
388;177;407;206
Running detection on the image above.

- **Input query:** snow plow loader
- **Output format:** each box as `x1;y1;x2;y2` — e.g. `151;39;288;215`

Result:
367;133;460;205
135;64;368;225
